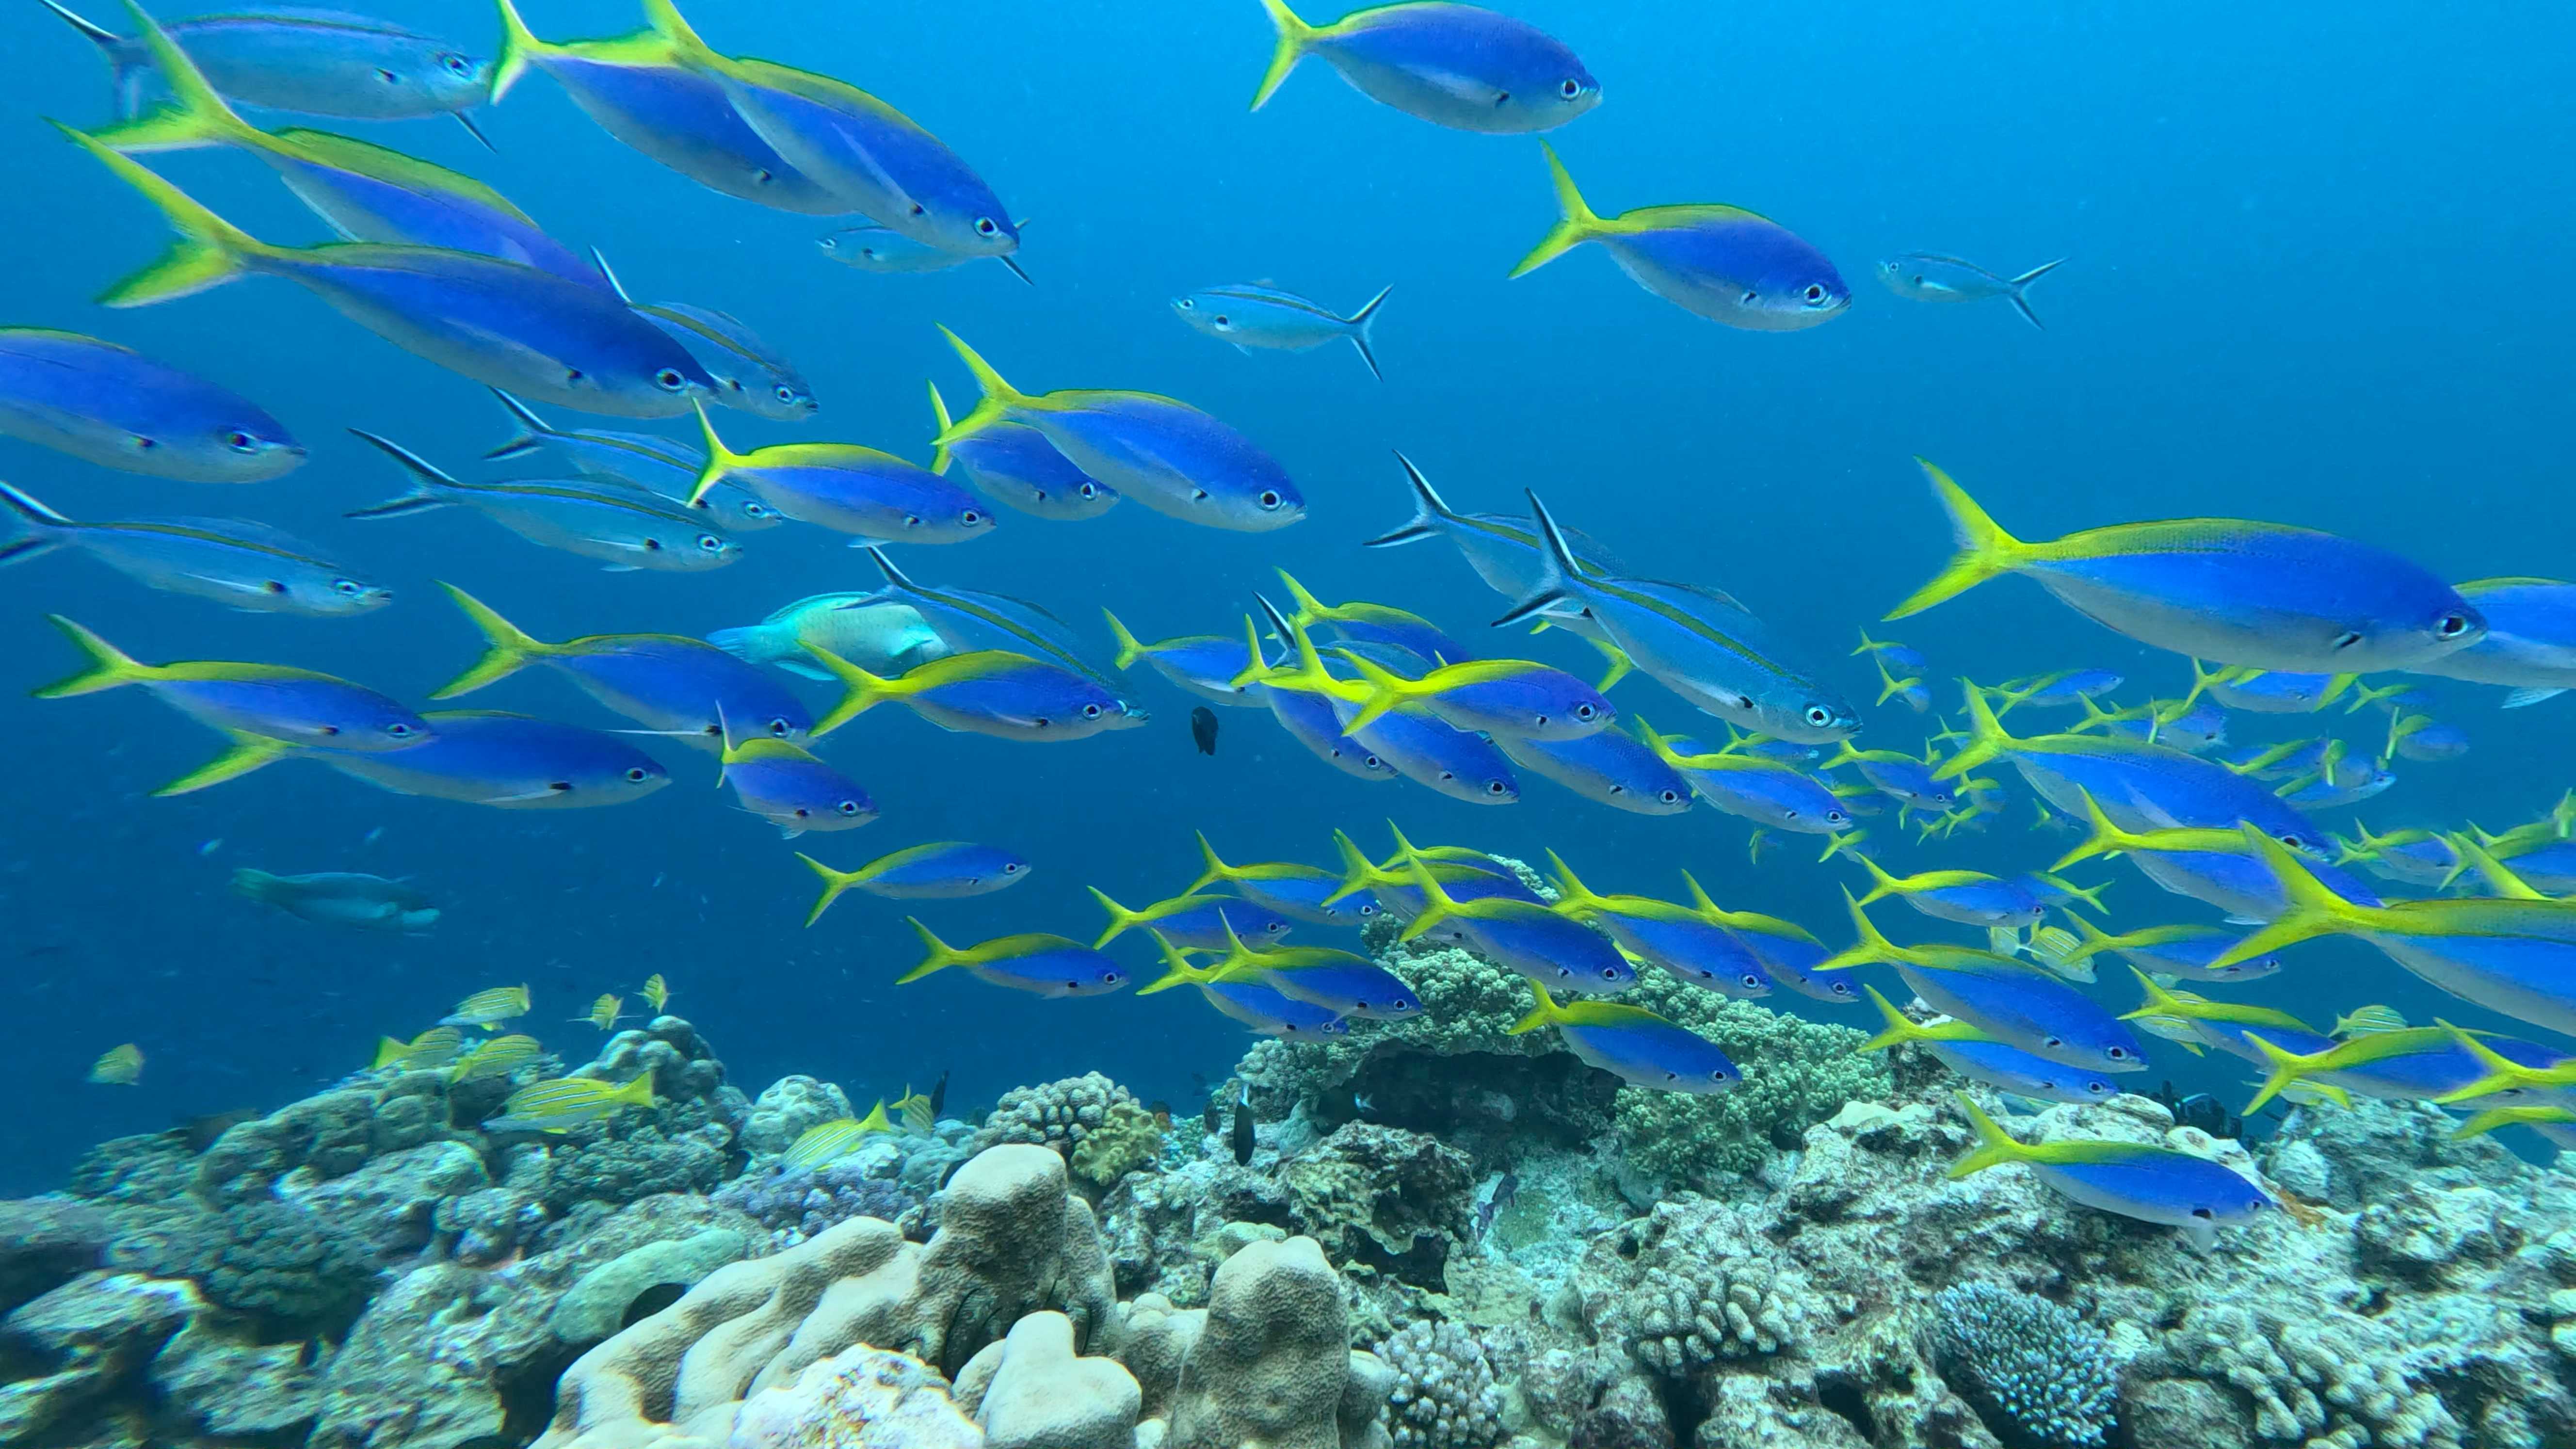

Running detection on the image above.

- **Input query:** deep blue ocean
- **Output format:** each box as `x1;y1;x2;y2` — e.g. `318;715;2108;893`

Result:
1;0;2570;1194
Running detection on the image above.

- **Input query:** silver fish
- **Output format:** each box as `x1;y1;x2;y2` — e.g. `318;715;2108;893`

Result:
344;430;740;572
0;481;387;615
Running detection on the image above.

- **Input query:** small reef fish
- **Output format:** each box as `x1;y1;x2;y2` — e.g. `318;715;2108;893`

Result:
0;327;300;481
641;974;670;1014
1547;852;1778;997
1250;0;1598;134
1948;1094;2272;1252
1858;988;2118;1105
163;710;674;807
1231;1087;1255;1165
796;843;1032;925
1401;861;1635;992
46;0;492;133
899;919;1127;998
2063;918;2280;984
443;986;531;1030
231;870;437;932
371;1026;464;1070
720;736;876;838
1495;724;1694;817
821;226;1033;283
592;261;813;421
689;403;992;547
2238;1027;2571;1115
449;1033;544;1082
1277;570;1471;668
781;1107;891;1169
895;1088;935;1135
0;484;388;616
707;594;950;684
811;648;1135;742
1333;650;1612;741
1189;835;1379;926
927;383;1116;522
1509;983;1739;1094
36;615;429;751
935;330;1304;533
582;994;626;1030
345;431;741;572
1634;720;1852;834
2120;971;2335;1063
483;1074;658;1133
1849;855;2074;931
1137;923;1418;1020
88;1043;144;1085
1890;460;2484;673
1090;887;1291;952
1191;705;1220;756
2407;577;2576;706
1361;454;1621;622
1174;283;1393;379
1875;254;2064;330
483;392;781;535
1824;896;2147;1073
1512;144;1851;331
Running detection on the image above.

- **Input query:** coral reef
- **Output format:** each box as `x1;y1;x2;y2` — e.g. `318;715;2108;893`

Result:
729;1342;983;1449
976;1071;1167;1194
1931;1282;2119;1449
1376;1319;1508;1449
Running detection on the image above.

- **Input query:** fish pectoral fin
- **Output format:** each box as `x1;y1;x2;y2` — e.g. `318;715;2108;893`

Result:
599;564;642;572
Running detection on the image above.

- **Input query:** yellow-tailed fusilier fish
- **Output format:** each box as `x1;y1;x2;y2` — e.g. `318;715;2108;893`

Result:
927;383;1116;522
1249;0;1597;134
720;735;876;838
93;6;589;284
35;615;429;750
1545;852;1778;997
371;1025;464;1070
1511;143;1850;332
443;985;531;1030
1173;282;1393;380
232;869;437;931
45;0;492;138
1139;934;1348;1038
1947;1094;2272;1252
1275;569;1472;667
796;842;1031;925
481;393;777;536
1858;988;2118;1105
640;0;1019;261
1188;835;1378;926
1103;612;1263;706
1335;649;1613;741
1361;454;1619;628
898;919;1127;998
0;327;300;482
585;252;815;421
0;483;387;616
1890;460;2484;673
483;1074;658;1133
2406;577;2576;708
820;225;1033;285
345;431;741;573
162;710;673;807
487;0;845;212
811;648;1137;742
450;1033;544;1082
934;330;1304;533
88;1043;144;1084
1824;896;2147;1073
1089;887;1292;952
1509;983;1737;1093
67;128;721;419
433;585;815;748
1875;254;2065;330
641;974;670;1013
1496;723;1694;817
689;404;992;547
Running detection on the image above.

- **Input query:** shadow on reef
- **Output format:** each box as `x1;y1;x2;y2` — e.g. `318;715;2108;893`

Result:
1;894;2573;1449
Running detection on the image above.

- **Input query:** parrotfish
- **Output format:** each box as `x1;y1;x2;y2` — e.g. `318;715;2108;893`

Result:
708;593;948;683
230;869;437;931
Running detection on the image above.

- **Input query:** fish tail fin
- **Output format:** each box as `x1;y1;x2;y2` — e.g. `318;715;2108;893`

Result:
1273;568;1333;629
1849;851;1907;905
1250;0;1315;110
1136;931;1216;995
433;582;553;698
61;123;266;304
0;482;71;562
1509;141;1602;279
155;730;291;795
39;0;142;109
481;389;555;460
2448;1106;2564;1143
925;381;957;474
2241;1031;2343;1114
1932;680;2017;781
2117;964;2191;1021
1678;869;1722;917
33;615;155;697
2005;258;2063;331
1945;1092;2033;1179
2049;791;2135;872
1885;459;2028;619
1543;849;1601;916
1343;283;1390;380
2453;836;2548;901
2042;874;2109;914
1086;885;1143;948
343;429;459;519
1394;859;1459;944
2208;829;2374;966
1857;985;1930;1053
1362;451;1458;549
637;0;713;60
807;645;895;737
932;327;1024;445
1337;646;1413;732
1506;980;1566;1036
488;0;551;101
84;2;258;152
796;853;860;928
1185;831;1234;895
1816;889;1901;972
897;917;960;983
684;401;743;506
1100;609;1150;671
369;1035;413;1070
610;1073;658;1108
1492;488;1582;628
2430;1020;2570;1104
1321;828;1379;904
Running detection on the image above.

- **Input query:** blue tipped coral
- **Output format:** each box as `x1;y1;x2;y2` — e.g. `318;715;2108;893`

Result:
1931;1282;2119;1449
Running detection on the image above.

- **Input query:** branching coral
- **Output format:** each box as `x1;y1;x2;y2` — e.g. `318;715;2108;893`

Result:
1376;1319;1507;1449
1931;1283;2119;1449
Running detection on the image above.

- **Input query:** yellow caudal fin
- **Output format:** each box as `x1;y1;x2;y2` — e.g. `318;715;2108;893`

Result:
2242;1032;2347;1114
1137;930;1220;995
432;583;554;698
1850;852;1909;905
1250;0;1316;110
1931;680;2019;781
1186;831;1234;896
932;327;1027;446
925;381;957;474
2453;837;2547;901
1946;1092;2036;1179
807;645;899;737
32;615;156;697
1087;886;1146;948
609;1072;659;1109
487;0;557;101
686;401;743;505
2049;791;2136;872
2428;1021;2576;1104
1816;889;1906;972
2208;829;2379;966
1542;849;1604;917
1321;828;1391;904
1509;141;1603;279
1101;609;1150;671
1857;985;1933;1054
1885;460;2029;620
1337;647;1419;732
87;1;260;152
1226;615;1278;691
1394;860;1463;944
638;0;716;62
2451;1104;2576;1142
796;852;862;928
60;122;266;305
897;917;962;984
155;731;293;796
1506;980;1568;1036
1274;569;1333;628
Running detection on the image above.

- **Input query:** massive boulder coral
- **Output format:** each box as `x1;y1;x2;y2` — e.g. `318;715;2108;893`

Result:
1151;1236;1394;1449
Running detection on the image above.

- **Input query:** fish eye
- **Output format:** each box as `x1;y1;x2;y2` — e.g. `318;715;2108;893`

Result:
1830;981;1853;997
1487;781;1509;795
333;579;363;596
225;430;259;453
1258;490;1282;509
2087;1080;2113;1095
1560;78;1582;98
1575;702;1597;720
1078;483;1101;499
1103;971;1123;984
697;535;724;551
1358;903;1378;916
1660;789;1681;803
1827;810;1849;825
625;767;650;782
1805;705;1834;726
1740;974;1762;989
837;801;862;816
773;385;796;403
766;717;792;736
1803;284;1829;304
385;722;415;738
1081;704;1103;719
1002;862;1022;874
975;217;999;237
1601;966;1620;980
2107;1045;2133;1061
963;510;984;526
654;369;686;391
2437;612;2472;638
441;53;472;75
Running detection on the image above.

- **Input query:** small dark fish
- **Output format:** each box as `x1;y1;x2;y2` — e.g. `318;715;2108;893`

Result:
1475;1170;1520;1240
170;1107;258;1153
1230;1087;1255;1165
1191;705;1220;756
927;1069;948;1122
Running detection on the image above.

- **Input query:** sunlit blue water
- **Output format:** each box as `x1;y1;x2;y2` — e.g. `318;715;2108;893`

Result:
1;0;2569;1191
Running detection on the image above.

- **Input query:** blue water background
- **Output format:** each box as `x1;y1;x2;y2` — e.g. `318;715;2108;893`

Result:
0;0;2568;1191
